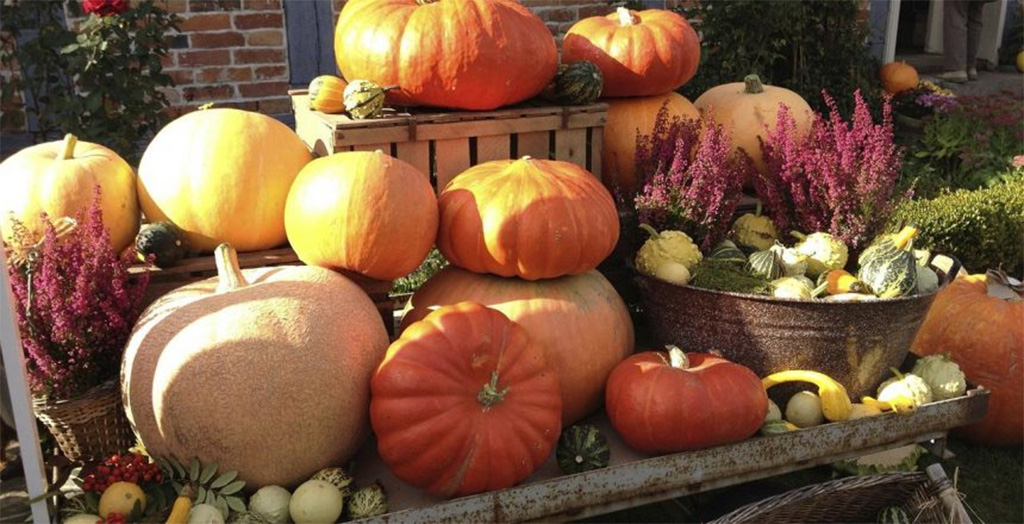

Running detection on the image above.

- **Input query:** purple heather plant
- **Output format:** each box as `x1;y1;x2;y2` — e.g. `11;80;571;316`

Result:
752;90;905;251
633;103;750;251
7;187;149;399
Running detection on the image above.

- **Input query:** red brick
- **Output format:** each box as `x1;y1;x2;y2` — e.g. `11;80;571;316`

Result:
165;68;195;85
179;49;232;67
578;5;612;18
246;29;283;47
190;0;240;12
233;48;285;65
218;101;259;112
180;13;231;32
155;0;188;13
242;0;281;10
539;8;575;22
257;96;292;114
234;13;283;30
253;65;287;80
196;66;252;83
226;67;253;81
183;84;235;101
191;31;245;49
161;53;177;68
237;81;289;98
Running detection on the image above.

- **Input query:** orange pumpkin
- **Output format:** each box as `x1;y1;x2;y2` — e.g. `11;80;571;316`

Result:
911;271;1023;446
334;0;557;110
0;134;138;252
602;92;700;194
401;266;634;425
694;75;814;173
372;302;561;498
562;7;700;97
437;157;618;281
285;151;437;281
880;61;920;95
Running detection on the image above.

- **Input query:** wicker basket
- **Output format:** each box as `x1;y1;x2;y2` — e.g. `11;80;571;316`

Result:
710;464;972;524
32;380;134;462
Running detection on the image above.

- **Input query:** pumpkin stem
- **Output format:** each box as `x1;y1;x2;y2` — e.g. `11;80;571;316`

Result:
889;367;906;381
60;134;78;160
789;231;807;242
666;345;689;369
744;74;765;94
477;370;509;409
616;7;637;26
754;199;763;217
214;243;249;293
639;223;661;240
892;226;919;250
416;0;438;4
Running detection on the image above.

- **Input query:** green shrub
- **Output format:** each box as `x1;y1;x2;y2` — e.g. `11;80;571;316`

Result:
889;181;1024;276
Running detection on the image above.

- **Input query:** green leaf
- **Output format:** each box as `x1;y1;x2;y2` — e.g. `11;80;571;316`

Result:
168;456;186;479
219;480;246;496
199;461;218;485
210;470;237;489
59;43;79;54
172;481;183;494
189;457;201;483
215;495;229;520
226;495;247;514
197;486;207;505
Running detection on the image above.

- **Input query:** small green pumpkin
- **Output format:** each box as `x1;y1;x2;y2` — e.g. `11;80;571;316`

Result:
343;79;389;120
135;221;186;268
857;226;919;298
745;243;785;280
876;506;911;524
708;239;747;265
543;60;603;106
308;75;348;114
556;424;610;475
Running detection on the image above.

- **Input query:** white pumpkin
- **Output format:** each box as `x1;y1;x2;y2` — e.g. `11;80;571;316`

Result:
64;515;103;524
188;504;226;524
786;391;824;428
289;480;343;524
249;485;292;524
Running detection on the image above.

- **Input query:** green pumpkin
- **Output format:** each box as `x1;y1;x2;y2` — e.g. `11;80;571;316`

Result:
543;60;603;106
556;424;610;475
857;226;919;298
708;239;747;265
876;506;911;524
344;79;389;120
745;243;785;280
135;221;186;268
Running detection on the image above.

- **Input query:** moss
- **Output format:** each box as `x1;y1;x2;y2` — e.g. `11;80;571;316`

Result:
391;248;448;296
888;181;1024;276
690;260;772;295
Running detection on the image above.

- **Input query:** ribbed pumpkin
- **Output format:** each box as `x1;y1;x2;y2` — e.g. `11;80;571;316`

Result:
308;75;348;114
285;150;438;281
137;108;312;253
602;92;700;194
437;157;618;281
121;244;389;488
334;0;557;111
0;134;138;252
543;60;604;106
343;80;389;120
401;266;634;424
911;271;1023;446
562;7;700;97
372;302;561;498
879;61;919;95
693;75;813;173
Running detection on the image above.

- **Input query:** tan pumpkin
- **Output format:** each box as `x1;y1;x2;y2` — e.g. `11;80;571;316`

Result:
121;244;389;488
602;92;700;194
0;134;138;252
694;75;813;174
880;61;920;95
401;266;634;424
309;75;349;114
285;151;438;281
137;108;312;253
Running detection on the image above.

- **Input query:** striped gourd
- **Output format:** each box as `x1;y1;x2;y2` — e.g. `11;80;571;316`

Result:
309;75;348;114
555;424;610;474
857;226;919;298
708;239;746;265
745;243;785;280
876;506;911;524
545;60;603;106
343;79;388;120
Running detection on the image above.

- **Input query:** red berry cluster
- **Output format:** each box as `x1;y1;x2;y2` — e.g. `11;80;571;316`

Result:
100;512;127;524
81;453;163;493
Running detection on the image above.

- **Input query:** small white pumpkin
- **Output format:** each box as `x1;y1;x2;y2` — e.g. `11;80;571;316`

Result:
877;370;933;408
764;398;782;423
911;354;967;401
64;515;103;524
289;480;344;524
654;260;691;285
188;504;226;524
249;485;292;524
786;391;824;428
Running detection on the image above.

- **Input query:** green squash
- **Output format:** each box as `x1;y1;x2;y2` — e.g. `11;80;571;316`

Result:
556;424;610;475
876;506;911;524
708;239;747;265
745;243;785;280
344;79;389;120
135;221;186;268
543;60;603;106
857;226;919;298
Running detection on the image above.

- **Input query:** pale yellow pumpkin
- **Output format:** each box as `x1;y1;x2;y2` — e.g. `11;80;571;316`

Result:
137;108;312;253
0;134;138;252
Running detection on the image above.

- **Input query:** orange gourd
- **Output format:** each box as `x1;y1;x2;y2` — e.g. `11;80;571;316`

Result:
309;75;349;114
285;151;437;281
911;271;1023;446
334;0;557;110
880;61;920;95
372;302;561;498
563;7;700;97
437;157;618;281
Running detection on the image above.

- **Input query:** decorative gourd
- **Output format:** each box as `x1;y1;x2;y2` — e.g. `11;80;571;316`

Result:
762;370;853;422
137;108;312;253
731;201;778;252
0;133;139;252
785;391;824;428
877;506;912;524
309;468;354;495
288;480;343;524
760;420;799;435
188;504;225;524
285;151;437;280
602;92;700;193
543;60;604;105
879;61;919;95
781;246;808;276
556;425;611;475
912;270;1023;446
746;243;785;280
791;231;849;278
437;157;618;280
347;482;387;520
121;244;389;488
876;368;933;409
916;265;939;295
135;222;187;268
334;0;557;111
822;269;870;295
606;347;767;453
771;275;815;300
308;75;348;114
857;226;919;298
249;485;291;524
372;302;562;497
343;79;389;120
635;224;703;275
401;266;634;424
562;8;699;97
849;403;883;419
99;481;146;519
708;239;746;265
653;260;691;285
911;354;967;401
765;399;782;422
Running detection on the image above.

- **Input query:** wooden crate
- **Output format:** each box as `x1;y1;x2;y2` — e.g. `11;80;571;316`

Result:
289;90;608;191
129;248;396;336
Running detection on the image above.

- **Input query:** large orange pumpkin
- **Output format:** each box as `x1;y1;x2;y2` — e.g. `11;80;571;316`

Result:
285;151;437;281
0;134;138;252
401;266;634;424
372;302;561;498
602;92;700;194
137;108;312;253
911;271;1023;446
879;61;920;95
334;0;557;111
437;157;618;281
562;7;700;98
693;75;814;173
121;244;389;488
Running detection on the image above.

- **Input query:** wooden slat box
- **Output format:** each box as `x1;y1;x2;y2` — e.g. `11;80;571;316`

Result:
289;90;609;191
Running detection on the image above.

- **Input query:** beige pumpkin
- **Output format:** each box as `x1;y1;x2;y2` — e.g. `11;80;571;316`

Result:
0;134;138;252
121;244;389;488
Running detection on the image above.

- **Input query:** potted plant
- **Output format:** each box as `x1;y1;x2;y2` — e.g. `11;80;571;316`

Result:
5;187;149;462
891;80;958;132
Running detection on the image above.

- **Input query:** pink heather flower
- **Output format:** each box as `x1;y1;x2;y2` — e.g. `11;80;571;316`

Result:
1013;155;1024;169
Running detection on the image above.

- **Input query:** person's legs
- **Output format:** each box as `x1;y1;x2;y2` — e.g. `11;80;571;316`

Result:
941;0;970;82
965;0;986;80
